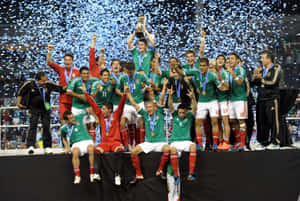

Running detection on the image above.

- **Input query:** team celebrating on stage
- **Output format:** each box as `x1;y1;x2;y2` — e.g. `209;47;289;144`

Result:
17;19;282;185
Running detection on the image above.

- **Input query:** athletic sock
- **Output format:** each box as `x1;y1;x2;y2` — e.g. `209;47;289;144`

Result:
121;129;129;147
212;132;219;145
170;153;179;177
196;133;203;146
157;152;170;173
90;165;94;175
189;151;197;174
233;128;240;143
240;128;247;147
131;154;142;176
74;168;80;177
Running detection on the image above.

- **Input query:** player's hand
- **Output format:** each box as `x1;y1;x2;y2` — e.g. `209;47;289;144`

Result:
227;67;233;74
187;89;195;99
97;84;103;91
139;70;145;76
167;86;174;95
124;85;130;94
100;46;105;53
48;44;54;52
111;78;117;85
150;80;154;86
200;28;206;38
17;103;25;109
92;33;98;40
163;78;168;86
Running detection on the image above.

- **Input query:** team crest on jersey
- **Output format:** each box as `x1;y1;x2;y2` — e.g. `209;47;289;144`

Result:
107;86;111;91
156;116;159;120
136;79;140;84
76;122;80;126
179;122;182;126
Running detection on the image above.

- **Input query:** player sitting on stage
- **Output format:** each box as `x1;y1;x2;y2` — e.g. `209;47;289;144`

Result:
125;79;170;181
168;85;198;184
61;111;99;184
82;83;127;185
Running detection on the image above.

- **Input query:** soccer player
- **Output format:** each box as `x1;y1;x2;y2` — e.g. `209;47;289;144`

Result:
61;111;98;184
46;45;80;122
81;83;127;184
215;55;231;150
149;53;162;101
110;59;123;110
168;85;197;184
91;68;114;108
66;66;99;116
116;62;150;146
89;33;105;78
125;78;170;180
175;58;228;151
127;18;155;77
227;53;248;151
182;28;206;70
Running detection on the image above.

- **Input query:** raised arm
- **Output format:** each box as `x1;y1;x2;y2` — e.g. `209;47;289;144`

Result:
124;85;140;111
187;89;197;114
159;78;168;106
115;94;127;117
46;44;54;65
82;83;103;119
127;27;136;50
167;86;175;113
143;16;155;47
199;28;206;58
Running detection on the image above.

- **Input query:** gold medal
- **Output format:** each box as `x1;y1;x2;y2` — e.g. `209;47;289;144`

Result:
177;98;181;102
202;91;206;95
261;84;264;88
151;132;154;136
106;132;109;136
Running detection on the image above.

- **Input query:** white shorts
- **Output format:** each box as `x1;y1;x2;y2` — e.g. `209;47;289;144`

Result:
229;101;248;120
139;142;168;154
71;140;94;156
72;107;88;116
121;103;145;123
196;100;219;119
170;141;195;152
219;101;229;116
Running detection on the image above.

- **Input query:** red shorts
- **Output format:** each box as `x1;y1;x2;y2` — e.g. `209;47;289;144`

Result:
97;141;123;153
59;103;72;120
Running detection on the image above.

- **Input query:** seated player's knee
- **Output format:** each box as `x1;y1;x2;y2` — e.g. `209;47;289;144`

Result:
162;145;170;152
190;144;196;152
72;148;80;157
87;144;95;154
170;147;177;154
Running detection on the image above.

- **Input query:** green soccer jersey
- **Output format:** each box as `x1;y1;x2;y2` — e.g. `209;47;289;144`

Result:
91;80;114;108
117;73;149;105
160;70;170;79
182;57;200;70
61;113;92;145
67;77;99;109
170;111;194;143
131;47;155;77
216;69;230;102
185;69;221;102
229;66;247;101
110;72;122;106
138;106;166;143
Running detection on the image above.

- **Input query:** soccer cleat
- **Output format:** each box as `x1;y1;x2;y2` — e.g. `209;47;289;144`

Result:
28;146;35;155
196;144;203;151
174;176;180;185
212;144;218;151
218;142;229;151
74;176;81;184
44;147;53;154
254;143;265;151
231;142;240;151
136;174;144;180
187;174;196;181
90;173;101;182
266;143;280;150
115;174;121;185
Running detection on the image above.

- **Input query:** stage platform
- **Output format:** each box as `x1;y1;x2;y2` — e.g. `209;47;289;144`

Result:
0;150;299;201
